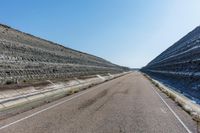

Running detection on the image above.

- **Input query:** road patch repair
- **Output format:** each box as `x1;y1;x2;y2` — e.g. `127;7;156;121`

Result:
143;73;200;124
0;72;128;119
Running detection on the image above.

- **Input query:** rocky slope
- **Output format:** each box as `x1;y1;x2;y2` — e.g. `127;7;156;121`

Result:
142;26;200;102
0;24;128;85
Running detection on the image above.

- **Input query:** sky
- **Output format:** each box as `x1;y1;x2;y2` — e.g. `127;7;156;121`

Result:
0;0;200;68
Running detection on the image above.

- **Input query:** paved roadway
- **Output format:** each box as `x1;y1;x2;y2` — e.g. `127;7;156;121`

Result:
0;72;197;133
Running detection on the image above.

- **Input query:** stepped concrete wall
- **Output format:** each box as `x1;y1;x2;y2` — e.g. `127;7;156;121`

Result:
0;24;128;85
141;26;200;101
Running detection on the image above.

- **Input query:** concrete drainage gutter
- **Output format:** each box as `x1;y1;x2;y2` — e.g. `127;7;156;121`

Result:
0;72;129;118
142;73;200;122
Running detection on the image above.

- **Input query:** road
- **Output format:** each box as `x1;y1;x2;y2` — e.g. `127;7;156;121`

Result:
0;72;197;133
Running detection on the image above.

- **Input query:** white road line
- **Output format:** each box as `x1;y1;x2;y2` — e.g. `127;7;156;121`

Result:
152;87;192;133
0;86;100;130
160;108;167;114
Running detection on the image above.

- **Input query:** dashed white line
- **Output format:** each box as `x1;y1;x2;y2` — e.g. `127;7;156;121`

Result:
152;87;192;133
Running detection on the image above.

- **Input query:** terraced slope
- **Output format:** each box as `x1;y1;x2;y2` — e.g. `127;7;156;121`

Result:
142;26;200;102
0;24;128;85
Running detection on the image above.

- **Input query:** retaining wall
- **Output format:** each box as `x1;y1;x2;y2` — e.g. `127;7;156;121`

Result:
0;24;129;85
141;26;200;102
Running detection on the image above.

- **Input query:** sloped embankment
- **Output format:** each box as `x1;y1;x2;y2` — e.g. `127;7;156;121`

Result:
0;24;129;86
141;26;200;103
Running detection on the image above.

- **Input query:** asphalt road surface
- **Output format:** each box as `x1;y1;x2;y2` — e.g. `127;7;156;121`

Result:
0;72;197;133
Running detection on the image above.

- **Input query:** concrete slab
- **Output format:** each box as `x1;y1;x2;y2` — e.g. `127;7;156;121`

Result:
27;94;45;101
1;89;19;98
0;104;4;110
2;98;28;108
16;87;37;95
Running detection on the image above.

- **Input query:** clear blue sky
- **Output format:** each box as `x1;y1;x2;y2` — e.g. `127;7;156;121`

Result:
1;0;200;68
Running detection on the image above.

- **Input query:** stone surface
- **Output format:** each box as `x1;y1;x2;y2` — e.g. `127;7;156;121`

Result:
0;24;129;86
142;26;200;102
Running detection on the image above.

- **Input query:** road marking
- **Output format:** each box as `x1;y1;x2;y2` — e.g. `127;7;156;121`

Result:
160;108;167;114
0;85;101;130
152;87;192;133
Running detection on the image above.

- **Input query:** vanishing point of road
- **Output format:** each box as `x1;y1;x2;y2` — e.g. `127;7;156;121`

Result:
0;72;197;133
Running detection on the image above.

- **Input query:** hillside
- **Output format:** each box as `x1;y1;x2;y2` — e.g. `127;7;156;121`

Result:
142;26;200;102
0;24;128;85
